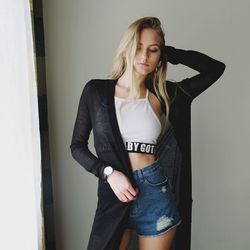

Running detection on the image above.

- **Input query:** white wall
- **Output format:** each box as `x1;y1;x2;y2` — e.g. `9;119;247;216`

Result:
0;0;43;249
43;1;250;249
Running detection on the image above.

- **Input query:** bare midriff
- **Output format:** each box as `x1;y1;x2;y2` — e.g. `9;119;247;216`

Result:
128;152;157;171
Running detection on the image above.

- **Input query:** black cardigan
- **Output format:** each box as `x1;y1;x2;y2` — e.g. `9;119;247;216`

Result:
70;46;226;250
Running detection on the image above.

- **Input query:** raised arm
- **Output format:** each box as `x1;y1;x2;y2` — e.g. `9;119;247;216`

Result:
70;80;106;181
165;45;226;100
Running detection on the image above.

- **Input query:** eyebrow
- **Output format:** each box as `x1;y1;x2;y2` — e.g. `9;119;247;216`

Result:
138;43;160;47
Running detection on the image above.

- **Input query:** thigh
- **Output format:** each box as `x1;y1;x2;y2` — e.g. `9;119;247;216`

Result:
138;227;177;250
119;229;133;250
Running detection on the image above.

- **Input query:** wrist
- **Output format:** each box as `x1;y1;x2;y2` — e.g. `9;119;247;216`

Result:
103;165;114;182
165;45;179;65
106;170;115;182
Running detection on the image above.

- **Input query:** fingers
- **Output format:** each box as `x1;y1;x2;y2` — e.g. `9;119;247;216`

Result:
124;190;136;201
119;193;131;203
116;193;127;203
118;192;135;203
117;185;139;203
127;185;138;197
107;170;140;203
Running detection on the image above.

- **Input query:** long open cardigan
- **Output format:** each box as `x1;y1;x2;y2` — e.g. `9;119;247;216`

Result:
70;45;226;250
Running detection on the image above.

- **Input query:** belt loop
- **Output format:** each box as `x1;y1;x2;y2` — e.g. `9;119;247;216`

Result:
139;169;144;182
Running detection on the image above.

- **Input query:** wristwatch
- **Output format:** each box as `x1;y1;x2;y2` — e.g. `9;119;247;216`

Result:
103;166;114;181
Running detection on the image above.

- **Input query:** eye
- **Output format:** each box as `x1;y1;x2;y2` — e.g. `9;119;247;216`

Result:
149;47;159;53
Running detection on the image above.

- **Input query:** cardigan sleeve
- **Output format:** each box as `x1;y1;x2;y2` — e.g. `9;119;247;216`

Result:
165;45;226;100
70;80;107;181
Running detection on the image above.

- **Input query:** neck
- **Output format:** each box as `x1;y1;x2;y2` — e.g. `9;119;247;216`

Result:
117;69;147;91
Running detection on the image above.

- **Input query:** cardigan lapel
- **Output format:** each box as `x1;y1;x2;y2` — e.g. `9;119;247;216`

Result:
106;79;133;179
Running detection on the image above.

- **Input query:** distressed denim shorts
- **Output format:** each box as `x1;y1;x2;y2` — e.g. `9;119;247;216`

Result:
125;159;182;237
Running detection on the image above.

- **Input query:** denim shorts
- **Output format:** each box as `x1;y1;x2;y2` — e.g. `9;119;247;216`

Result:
125;159;182;237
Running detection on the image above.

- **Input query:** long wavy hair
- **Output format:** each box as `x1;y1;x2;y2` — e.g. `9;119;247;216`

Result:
108;16;170;120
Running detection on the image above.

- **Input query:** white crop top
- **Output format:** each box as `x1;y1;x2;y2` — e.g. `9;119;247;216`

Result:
114;88;162;154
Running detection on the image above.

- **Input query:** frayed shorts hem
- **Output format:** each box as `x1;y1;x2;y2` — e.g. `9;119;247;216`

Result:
127;219;182;238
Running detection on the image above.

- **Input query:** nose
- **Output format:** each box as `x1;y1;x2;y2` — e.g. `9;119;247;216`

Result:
140;49;148;61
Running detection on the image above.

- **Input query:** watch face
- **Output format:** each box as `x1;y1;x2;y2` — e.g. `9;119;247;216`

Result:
104;166;113;175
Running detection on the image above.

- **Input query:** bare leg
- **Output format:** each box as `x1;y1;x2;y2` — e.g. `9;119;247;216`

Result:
138;227;177;250
119;229;133;250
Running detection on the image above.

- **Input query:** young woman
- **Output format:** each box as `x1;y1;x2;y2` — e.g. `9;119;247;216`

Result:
108;18;181;250
70;17;226;250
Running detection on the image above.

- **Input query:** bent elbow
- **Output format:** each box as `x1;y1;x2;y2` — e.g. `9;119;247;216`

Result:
209;61;226;83
70;144;75;159
219;61;226;74
216;61;226;78
69;143;79;160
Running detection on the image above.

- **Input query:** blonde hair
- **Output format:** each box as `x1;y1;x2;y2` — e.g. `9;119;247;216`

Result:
108;16;170;119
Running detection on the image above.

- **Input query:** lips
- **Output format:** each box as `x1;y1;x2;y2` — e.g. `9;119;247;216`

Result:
138;63;149;67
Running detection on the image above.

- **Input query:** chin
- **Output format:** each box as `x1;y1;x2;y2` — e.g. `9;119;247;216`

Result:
134;67;152;76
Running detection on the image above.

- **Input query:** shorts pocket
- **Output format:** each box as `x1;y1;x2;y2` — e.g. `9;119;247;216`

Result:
144;169;168;186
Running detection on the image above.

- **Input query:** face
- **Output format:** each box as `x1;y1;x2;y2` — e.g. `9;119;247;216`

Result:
133;28;161;76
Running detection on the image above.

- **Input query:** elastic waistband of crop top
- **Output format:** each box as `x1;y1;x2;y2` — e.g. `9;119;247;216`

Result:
125;141;156;155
